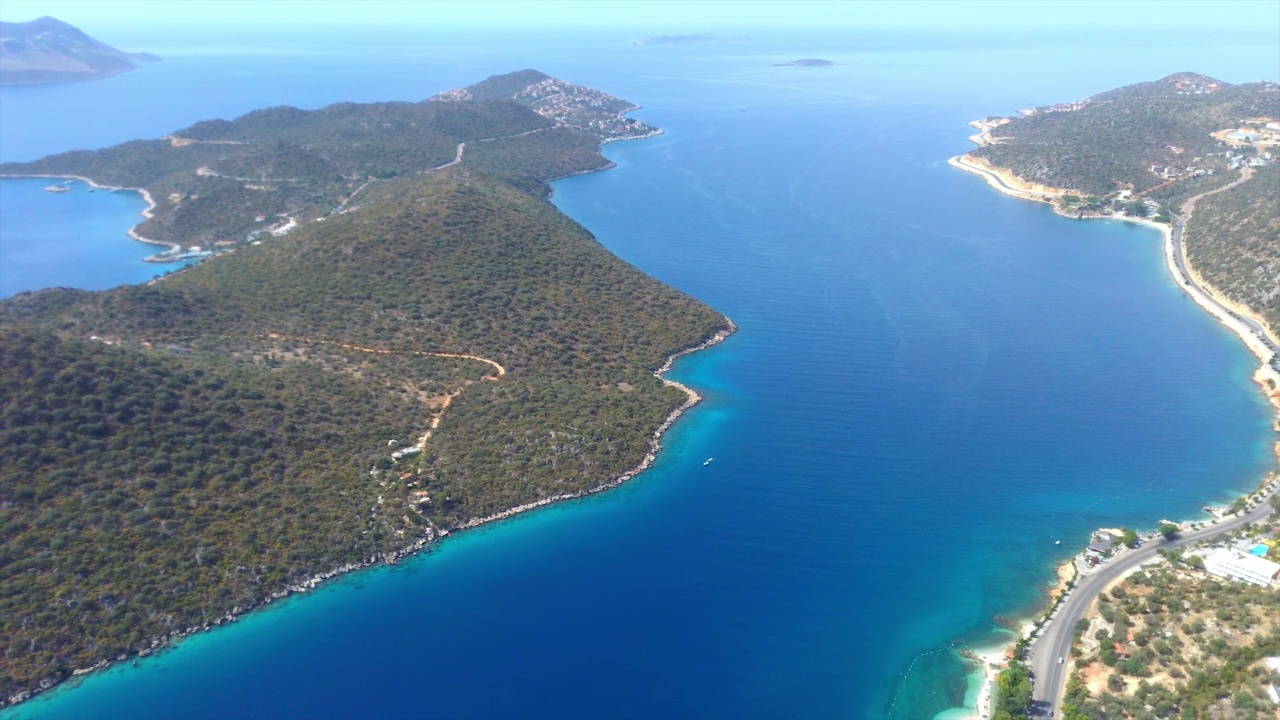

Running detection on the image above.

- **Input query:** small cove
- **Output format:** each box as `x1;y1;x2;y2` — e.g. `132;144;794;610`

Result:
0;179;180;299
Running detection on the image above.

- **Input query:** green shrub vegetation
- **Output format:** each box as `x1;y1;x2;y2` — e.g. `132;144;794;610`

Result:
1067;566;1280;719
0;69;656;249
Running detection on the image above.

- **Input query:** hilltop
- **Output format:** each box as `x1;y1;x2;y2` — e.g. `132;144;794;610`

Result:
0;16;158;86
0;71;728;706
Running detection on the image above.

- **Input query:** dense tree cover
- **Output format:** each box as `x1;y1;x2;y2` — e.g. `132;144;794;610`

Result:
8;174;721;377
1184;164;1280;331
179;98;549;149
460;126;612;193
974;74;1280;195
1068;566;1280;719
0;328;488;697
993;661;1034;720
0;74;728;704
0;139;228;189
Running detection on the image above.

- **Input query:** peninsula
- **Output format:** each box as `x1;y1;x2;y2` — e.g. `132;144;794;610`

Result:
953;73;1280;718
0;70;730;707
0;16;158;86
0;69;662;257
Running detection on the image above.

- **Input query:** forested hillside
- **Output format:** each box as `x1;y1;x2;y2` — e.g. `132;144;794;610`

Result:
1184;164;1280;331
1062;564;1280;718
0;73;728;705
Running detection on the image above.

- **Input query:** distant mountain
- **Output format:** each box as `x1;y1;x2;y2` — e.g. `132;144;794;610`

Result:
0;16;158;86
773;59;838;67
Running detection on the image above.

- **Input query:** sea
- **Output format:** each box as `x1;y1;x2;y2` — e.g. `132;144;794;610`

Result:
1;25;1276;720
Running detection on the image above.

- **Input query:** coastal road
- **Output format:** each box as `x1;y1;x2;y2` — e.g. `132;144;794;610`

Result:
1029;167;1278;715
1029;479;1279;716
1167;167;1278;357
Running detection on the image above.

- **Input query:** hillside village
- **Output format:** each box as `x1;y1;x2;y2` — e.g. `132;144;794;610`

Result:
431;75;661;142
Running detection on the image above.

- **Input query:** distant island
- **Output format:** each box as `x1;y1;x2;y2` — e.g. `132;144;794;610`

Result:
0;70;730;707
0;16;158;86
953;72;1280;719
772;59;838;67
632;33;746;46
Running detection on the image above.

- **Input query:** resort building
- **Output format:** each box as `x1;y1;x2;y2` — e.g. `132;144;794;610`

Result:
1203;548;1280;587
1086;539;1112;556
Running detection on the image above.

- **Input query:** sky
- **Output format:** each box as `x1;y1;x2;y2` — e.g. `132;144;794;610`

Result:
2;0;1279;33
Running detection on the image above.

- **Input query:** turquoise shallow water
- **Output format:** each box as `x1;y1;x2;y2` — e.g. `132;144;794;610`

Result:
2;27;1277;720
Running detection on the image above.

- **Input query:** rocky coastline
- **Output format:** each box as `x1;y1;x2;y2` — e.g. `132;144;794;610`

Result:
5;87;695;707
455;318;736;531
1;73;720;709
4;316;737;709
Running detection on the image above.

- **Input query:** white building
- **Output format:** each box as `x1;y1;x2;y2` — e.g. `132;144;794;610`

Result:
1203;548;1280;587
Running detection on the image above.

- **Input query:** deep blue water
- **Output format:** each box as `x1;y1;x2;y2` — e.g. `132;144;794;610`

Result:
2;26;1277;720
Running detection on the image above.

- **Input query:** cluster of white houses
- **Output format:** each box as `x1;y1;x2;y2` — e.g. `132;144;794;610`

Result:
1203;548;1280;587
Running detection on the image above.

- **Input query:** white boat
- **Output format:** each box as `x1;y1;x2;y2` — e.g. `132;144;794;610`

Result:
703;457;714;466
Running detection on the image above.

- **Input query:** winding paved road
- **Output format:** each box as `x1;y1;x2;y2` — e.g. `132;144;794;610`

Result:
1029;477;1278;715
1029;166;1277;715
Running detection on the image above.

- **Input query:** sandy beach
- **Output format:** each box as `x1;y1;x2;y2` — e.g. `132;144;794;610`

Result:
968;646;1009;720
